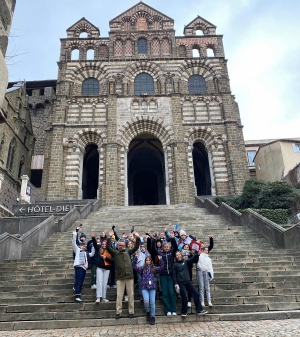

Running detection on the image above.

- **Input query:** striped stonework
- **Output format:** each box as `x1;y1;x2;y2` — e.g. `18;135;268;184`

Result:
42;4;249;204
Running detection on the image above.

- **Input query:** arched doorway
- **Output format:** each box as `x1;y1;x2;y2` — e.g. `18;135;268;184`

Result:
193;142;211;195
128;134;166;205
82;144;99;199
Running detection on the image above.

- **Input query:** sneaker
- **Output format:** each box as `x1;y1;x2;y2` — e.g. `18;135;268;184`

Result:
75;296;83;303
187;302;191;307
172;312;177;316
111;284;117;288
181;313;187;317
91;284;97;289
167;312;172;316
197;310;208;315
146;312;151;321
208;301;213;307
201;302;205;307
102;298;109;302
115;314;122;319
106;285;110;289
150;316;155;325
128;313;135;318
95;298;100;303
124;295;128;302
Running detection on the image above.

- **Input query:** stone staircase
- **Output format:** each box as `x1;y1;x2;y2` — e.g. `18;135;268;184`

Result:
0;204;300;331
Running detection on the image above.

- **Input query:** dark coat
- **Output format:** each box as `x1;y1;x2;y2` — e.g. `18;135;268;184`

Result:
173;254;199;284
106;237;140;280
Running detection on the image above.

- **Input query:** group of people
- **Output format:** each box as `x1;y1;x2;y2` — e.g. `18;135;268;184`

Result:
72;224;214;325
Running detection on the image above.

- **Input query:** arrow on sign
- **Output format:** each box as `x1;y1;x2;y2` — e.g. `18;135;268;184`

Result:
19;207;25;213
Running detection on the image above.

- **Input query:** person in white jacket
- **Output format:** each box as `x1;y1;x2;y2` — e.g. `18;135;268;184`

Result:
196;246;214;307
72;229;95;302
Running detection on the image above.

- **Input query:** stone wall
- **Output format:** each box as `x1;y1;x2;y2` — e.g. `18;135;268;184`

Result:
41;4;249;205
0;0;16;112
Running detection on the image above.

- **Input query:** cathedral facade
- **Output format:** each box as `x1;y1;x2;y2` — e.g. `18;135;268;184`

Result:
41;2;249;206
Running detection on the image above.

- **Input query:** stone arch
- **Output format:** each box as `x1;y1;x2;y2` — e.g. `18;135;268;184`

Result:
180;60;219;82
124;61;162;81
184;126;218;147
64;129;107;199
70;64;106;82
73;128;107;150
74;22;97;38
117;116;174;149
184;126;228;196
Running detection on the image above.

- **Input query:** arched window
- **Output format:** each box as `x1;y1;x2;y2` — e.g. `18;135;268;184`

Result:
79;32;88;38
82;78;100;96
134;73;154;95
6;138;16;171
71;49;80;60
207;48;214;57
138;38;148;54
188;75;207;94
86;49;94;60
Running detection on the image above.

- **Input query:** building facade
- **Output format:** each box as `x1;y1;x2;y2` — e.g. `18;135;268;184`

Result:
39;2;249;205
0;81;35;212
254;139;300;183
0;0;16;122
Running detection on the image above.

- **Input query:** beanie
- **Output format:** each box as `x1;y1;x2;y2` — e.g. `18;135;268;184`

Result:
180;230;186;236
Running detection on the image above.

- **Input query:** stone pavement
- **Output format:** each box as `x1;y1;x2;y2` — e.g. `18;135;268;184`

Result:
0;319;299;337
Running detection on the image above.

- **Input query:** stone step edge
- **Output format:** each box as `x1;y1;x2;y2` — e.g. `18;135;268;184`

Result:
1;310;300;331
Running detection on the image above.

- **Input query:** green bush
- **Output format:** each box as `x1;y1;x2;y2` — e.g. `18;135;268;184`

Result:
255;181;300;213
251;208;289;224
213;196;228;206
240;179;265;208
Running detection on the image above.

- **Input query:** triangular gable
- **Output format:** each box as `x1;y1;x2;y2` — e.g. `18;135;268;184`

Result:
183;15;216;35
66;17;100;38
109;1;174;26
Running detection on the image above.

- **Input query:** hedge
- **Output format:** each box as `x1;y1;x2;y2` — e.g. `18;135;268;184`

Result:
239;208;289;224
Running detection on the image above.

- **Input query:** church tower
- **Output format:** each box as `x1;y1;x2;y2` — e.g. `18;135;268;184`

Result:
42;2;249;205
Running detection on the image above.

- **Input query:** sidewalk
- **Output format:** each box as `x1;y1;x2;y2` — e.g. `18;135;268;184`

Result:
0;319;299;336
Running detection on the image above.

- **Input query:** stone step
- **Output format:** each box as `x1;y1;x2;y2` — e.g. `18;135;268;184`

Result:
0;203;298;331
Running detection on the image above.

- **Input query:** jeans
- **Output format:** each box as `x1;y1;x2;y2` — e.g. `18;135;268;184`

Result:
178;281;203;315
74;266;86;295
160;274;176;313
137;272;143;299
197;270;211;302
141;289;156;316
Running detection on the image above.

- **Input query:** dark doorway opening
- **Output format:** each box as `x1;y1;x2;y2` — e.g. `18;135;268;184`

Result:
193;142;211;195
128;134;166;206
82;144;99;199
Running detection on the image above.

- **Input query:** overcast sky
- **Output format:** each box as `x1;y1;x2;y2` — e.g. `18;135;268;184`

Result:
6;0;300;141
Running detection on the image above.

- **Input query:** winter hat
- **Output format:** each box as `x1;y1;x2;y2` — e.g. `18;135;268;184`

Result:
80;233;87;239
180;230;187;236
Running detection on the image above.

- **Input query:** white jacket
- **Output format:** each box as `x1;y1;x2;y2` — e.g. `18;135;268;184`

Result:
197;253;214;279
72;232;95;269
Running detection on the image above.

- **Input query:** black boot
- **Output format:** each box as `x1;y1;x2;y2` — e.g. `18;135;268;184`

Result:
146;311;150;321
150;316;155;325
